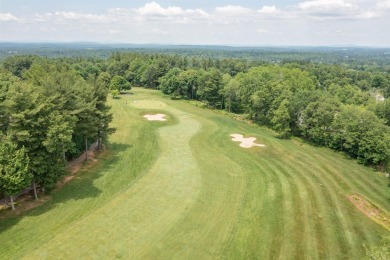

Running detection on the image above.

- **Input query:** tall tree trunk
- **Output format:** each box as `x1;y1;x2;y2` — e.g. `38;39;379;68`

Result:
85;137;88;161
33;181;38;200
10;195;15;210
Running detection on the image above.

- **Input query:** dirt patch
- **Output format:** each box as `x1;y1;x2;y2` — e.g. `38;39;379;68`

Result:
56;149;100;189
143;114;167;121
231;134;266;148
0;194;51;219
347;193;390;231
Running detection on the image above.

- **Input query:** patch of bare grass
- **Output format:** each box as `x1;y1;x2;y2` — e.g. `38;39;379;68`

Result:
347;193;390;231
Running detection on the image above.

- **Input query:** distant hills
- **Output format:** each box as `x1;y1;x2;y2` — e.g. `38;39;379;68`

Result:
1;42;389;65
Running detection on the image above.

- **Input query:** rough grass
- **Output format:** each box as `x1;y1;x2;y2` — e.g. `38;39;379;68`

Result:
0;88;389;259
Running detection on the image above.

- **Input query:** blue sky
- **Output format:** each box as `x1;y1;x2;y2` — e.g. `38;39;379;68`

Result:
1;0;389;46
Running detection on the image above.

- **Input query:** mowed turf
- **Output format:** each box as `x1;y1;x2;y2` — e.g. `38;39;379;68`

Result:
0;88;389;259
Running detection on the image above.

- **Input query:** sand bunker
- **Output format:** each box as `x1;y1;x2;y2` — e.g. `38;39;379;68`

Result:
143;114;167;121
230;134;266;148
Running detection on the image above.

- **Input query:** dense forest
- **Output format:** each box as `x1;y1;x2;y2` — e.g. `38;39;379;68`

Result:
0;55;113;209
95;51;390;167
1;47;389;209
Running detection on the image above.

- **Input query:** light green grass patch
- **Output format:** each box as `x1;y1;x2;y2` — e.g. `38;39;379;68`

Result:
130;99;167;109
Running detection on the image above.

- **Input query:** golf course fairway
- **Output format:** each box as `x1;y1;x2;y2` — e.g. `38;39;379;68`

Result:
0;88;389;259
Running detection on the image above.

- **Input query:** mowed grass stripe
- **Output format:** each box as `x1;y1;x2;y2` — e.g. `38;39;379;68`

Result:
214;130;309;259
290;143;388;248
269;165;291;260
176;117;247;258
215;128;330;259
212;120;287;259
222;156;276;259
259;154;326;259
263;136;388;257
306;156;381;254
310;156;388;251
268;156;316;259
222;144;321;259
304;145;388;208
278;143;369;258
290;155;355;258
280;146;357;251
264;157;313;259
192;116;273;259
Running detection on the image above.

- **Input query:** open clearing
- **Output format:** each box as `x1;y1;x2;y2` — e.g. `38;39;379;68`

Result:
0;88;389;259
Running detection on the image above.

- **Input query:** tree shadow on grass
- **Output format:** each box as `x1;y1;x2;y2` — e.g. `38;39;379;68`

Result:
0;142;131;233
121;92;134;95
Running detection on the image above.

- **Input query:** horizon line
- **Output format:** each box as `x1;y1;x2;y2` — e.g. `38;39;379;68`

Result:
0;41;389;49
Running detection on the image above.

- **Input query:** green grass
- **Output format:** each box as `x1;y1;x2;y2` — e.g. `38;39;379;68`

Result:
0;88;389;259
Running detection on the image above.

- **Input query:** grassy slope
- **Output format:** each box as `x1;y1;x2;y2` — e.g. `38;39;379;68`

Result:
0;88;388;259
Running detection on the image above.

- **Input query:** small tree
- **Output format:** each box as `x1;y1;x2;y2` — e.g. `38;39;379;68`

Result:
109;75;130;93
111;89;120;99
0;138;32;210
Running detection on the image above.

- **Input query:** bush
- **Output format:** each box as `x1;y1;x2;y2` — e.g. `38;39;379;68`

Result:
111;89;120;98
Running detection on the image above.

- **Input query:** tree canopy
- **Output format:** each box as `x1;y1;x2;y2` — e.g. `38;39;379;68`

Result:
0;56;114;203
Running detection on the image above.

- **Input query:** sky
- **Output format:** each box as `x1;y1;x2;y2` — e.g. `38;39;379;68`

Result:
0;0;389;46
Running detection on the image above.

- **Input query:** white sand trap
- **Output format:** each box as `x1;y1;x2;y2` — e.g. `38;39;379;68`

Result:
230;134;266;148
143;114;167;121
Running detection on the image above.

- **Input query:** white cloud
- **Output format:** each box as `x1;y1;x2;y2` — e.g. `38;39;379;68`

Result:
34;11;111;23
258;6;281;14
377;0;390;9
135;1;208;19
215;5;252;15
297;0;358;16
136;1;185;16
0;13;20;22
54;12;107;22
150;28;172;35
296;0;383;19
257;28;283;35
297;0;357;11
257;29;269;33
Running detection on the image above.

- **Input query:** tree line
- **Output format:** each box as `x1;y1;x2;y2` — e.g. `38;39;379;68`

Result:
0;56;113;210
102;52;390;169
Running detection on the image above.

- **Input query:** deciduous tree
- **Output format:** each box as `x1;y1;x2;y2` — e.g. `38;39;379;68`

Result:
0;137;31;210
